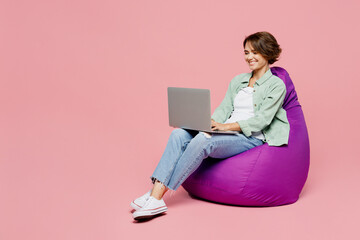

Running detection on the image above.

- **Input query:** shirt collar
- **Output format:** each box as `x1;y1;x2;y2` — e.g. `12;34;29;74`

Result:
241;68;273;86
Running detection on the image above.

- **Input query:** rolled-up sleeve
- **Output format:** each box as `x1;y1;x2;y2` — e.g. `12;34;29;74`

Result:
237;81;286;137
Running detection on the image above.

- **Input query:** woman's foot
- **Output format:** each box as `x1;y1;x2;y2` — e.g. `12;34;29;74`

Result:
130;190;152;210
132;196;168;220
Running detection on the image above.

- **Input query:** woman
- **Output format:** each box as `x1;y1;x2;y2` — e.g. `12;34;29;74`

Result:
131;31;290;220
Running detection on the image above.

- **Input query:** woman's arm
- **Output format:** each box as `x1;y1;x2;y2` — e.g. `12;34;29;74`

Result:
237;80;286;137
211;75;244;123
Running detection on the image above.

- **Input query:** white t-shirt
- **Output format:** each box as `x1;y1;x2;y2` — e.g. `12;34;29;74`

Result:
224;87;265;140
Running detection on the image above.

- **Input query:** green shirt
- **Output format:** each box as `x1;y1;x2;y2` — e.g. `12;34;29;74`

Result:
211;68;290;146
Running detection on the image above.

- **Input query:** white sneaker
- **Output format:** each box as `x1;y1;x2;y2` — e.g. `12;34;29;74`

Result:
132;196;168;220
130;190;152;210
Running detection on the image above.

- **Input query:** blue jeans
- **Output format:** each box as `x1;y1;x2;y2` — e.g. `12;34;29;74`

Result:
150;128;264;191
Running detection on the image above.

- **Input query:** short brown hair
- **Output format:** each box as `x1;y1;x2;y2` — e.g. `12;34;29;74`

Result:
243;31;282;64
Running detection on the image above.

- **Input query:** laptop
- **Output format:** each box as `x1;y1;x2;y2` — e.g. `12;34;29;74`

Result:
167;87;238;134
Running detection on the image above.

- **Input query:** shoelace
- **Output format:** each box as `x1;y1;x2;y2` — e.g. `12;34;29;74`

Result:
142;197;153;209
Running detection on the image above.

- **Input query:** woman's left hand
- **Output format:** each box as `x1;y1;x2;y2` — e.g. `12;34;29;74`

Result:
211;120;229;131
211;119;241;132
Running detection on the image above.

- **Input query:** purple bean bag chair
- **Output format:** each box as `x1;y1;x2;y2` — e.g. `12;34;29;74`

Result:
182;66;310;206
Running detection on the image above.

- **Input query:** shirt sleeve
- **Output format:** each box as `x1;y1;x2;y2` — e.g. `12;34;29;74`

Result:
237;80;287;137
211;77;236;123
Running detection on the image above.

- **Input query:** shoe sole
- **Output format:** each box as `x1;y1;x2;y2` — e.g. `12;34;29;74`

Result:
133;207;168;220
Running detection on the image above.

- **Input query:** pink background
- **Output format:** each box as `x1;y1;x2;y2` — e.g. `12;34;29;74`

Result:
1;0;359;239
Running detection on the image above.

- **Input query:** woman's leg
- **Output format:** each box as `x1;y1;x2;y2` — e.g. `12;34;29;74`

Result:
166;132;263;191
149;128;197;199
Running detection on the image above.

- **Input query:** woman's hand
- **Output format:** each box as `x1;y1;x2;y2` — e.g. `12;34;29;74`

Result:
211;119;241;132
211;119;229;131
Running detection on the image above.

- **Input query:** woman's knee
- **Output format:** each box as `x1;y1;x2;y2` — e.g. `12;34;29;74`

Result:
189;132;209;146
171;128;187;137
184;132;214;158
169;128;193;141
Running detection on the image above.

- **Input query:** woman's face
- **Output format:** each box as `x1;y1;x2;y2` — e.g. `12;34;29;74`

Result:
244;41;269;72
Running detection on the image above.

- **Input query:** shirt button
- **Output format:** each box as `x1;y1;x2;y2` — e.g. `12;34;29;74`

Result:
254;104;257;107
254;90;256;92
